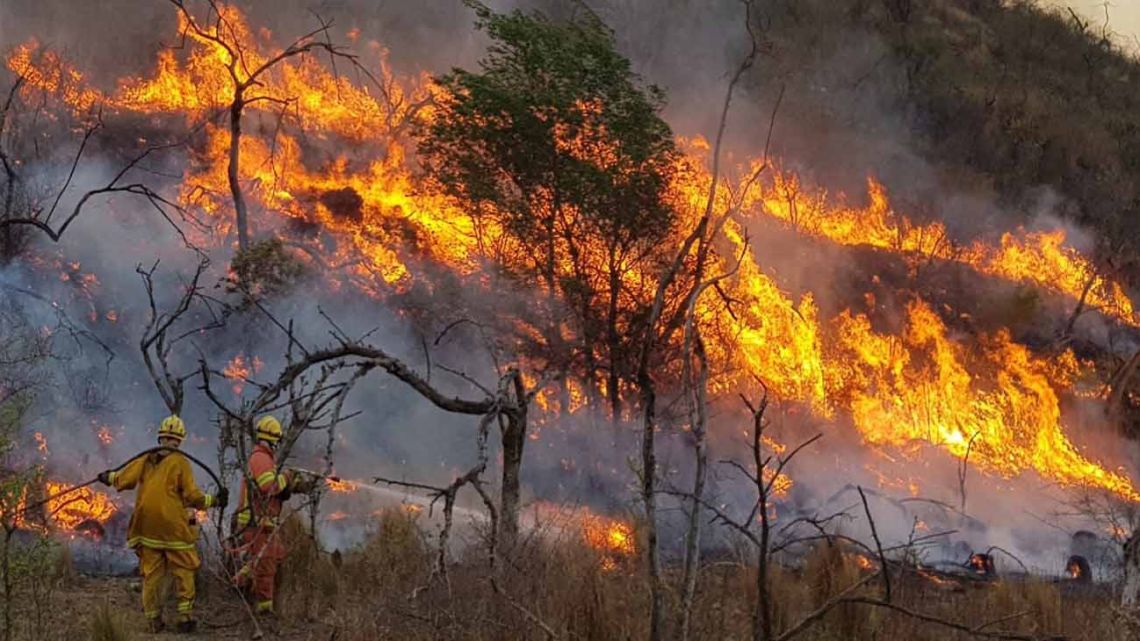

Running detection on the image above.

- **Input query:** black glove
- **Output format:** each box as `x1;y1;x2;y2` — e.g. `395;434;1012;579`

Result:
96;470;112;486
214;487;229;509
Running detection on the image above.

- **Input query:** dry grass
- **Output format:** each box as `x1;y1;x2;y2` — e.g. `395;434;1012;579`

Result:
261;515;1128;641
0;514;1128;640
88;599;131;641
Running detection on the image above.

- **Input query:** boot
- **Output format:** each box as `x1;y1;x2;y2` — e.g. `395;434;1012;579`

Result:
176;619;197;634
256;608;279;635
146;618;165;633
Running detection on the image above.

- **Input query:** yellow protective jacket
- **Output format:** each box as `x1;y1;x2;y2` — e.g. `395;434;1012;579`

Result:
109;451;215;551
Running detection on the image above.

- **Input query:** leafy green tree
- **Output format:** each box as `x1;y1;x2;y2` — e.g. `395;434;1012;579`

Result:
417;2;680;420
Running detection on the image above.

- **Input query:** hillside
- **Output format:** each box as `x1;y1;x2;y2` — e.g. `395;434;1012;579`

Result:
3;1;1140;640
747;0;1140;269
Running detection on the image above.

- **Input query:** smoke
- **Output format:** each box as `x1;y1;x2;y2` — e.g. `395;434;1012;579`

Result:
1050;0;1140;52
1;0;1137;574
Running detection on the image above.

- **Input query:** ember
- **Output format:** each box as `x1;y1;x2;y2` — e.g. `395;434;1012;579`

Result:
967;553;996;577
96;425;114;446
1065;555;1091;583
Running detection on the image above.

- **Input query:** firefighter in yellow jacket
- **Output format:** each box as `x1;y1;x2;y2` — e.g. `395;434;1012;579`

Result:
97;416;228;633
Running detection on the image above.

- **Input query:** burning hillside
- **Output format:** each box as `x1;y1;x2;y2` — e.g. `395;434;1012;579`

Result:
2;0;1140;638
9;3;1136;505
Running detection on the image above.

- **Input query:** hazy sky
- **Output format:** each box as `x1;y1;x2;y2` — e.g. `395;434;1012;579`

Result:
1053;1;1140;47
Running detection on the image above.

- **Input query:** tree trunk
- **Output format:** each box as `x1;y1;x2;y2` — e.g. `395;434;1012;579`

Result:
1062;272;1098;340
2;526;12;641
228;96;250;252
750;396;773;641
607;250;623;424
679;338;710;641
499;394;527;548
1107;348;1140;429
1124;533;1140;607
639;368;664;641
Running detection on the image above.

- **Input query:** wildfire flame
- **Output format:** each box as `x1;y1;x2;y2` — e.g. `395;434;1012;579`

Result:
581;512;636;571
44;481;117;531
1066;559;1083;579
10;482;118;536
325;478;358;493
7;3;1140;507
753;170;1136;325
222;354;263;394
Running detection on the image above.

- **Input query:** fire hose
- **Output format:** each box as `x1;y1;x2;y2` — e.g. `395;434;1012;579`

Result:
12;445;223;517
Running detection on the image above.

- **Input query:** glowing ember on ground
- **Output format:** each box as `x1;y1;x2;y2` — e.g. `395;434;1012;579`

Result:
917;568;956;587
848;554;875;571
1066;559;1083;579
580;513;636;568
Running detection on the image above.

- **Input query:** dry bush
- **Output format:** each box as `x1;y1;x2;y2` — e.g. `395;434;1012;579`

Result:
260;513;1120;641
88;600;130;641
801;541;877;638
276;514;342;618
276;507;433;639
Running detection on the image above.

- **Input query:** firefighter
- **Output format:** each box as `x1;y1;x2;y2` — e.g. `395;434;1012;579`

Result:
97;415;228;634
232;415;315;617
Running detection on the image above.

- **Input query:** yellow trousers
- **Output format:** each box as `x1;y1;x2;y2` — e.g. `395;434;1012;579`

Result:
137;546;200;622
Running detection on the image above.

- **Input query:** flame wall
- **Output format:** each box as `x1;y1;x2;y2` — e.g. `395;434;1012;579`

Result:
2;0;1138;566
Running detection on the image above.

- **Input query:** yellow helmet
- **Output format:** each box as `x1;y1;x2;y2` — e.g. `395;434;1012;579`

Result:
157;415;186;443
256;415;283;444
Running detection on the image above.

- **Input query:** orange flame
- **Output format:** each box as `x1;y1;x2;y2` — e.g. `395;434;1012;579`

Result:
325;478;358;493
8;4;1140;507
12;482;118;534
44;481;117;530
222;354;261;394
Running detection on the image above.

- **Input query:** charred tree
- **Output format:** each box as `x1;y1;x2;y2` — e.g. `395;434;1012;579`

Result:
169;0;360;252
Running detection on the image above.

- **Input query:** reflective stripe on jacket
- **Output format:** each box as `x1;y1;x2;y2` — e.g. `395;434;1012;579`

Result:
234;443;293;529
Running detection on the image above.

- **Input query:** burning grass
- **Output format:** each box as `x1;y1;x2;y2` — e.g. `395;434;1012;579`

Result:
257;516;1136;640
6;1;1140;513
0;512;1129;641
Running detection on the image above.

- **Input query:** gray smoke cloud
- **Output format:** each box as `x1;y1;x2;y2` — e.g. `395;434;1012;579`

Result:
0;0;1135;573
